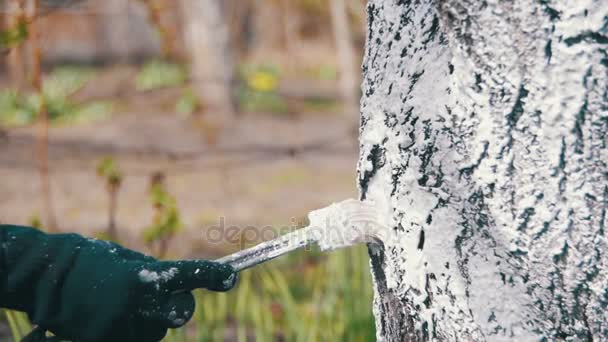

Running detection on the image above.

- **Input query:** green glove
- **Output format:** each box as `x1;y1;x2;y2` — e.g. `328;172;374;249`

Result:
0;225;237;342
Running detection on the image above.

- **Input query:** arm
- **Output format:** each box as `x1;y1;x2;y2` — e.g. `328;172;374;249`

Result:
0;225;237;342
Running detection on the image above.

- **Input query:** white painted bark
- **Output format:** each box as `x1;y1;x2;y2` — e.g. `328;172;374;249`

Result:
357;0;608;341
180;0;236;118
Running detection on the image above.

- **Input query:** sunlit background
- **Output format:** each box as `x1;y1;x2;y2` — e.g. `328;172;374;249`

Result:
0;0;375;341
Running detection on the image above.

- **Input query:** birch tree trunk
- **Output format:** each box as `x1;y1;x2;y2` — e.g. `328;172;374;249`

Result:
358;0;608;341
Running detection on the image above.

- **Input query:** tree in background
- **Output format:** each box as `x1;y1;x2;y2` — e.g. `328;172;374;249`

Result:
358;0;607;340
96;0;132;62
139;0;179;60
329;0;359;120
179;0;237;123
2;0;59;232
4;0;27;90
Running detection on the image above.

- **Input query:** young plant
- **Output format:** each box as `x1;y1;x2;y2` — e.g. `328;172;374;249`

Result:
142;172;182;258
96;157;122;241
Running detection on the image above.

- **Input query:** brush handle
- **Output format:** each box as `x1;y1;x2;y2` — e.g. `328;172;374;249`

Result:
214;227;317;271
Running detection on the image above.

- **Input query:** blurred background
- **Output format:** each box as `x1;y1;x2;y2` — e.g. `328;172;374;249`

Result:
0;0;374;341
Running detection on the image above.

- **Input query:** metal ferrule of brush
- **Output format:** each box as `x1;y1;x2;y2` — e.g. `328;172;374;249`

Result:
215;227;318;272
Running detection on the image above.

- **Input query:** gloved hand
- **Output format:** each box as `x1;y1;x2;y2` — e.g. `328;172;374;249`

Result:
0;225;237;342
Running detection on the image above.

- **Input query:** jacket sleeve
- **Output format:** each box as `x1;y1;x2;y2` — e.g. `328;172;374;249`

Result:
0;225;84;318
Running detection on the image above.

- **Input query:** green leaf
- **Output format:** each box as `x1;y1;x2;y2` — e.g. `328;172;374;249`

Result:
136;60;186;91
175;89;199;115
96;157;122;185
0;20;28;49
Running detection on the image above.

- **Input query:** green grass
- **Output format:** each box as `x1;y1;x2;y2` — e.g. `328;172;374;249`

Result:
136;60;187;91
166;245;375;342
4;310;31;341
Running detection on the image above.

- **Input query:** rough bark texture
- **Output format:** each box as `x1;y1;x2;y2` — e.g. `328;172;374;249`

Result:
357;0;608;341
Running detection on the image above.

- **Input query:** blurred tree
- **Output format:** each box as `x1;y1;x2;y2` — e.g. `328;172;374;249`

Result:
279;0;299;70
96;0;132;62
139;0;180;60
248;0;284;53
179;0;237;123
329;0;359;120
5;0;27;90
29;0;59;232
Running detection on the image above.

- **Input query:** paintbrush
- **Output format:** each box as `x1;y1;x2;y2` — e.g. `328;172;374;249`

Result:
215;199;386;272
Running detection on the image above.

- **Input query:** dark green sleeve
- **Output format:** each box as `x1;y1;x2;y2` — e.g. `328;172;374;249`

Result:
0;225;84;316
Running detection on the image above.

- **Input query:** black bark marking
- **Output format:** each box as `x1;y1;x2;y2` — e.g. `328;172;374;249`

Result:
564;31;608;46
539;0;561;21
507;84;529;128
552;137;567;176
391;167;405;196
597;185;608;237
459;141;489;178
473;73;483;93
545;39;552;64
417;229;425;250
360;144;385;200
572;99;588;154
517;207;536;232
421;15;440;46
367;3;376;44
408;69;426;95
417;141;437;186
384;110;398;128
553;242;569;264
500;84;529;157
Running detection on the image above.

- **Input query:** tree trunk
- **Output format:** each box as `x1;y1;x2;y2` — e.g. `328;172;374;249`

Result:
140;0;179;60
96;0;132;62
180;0;237;121
358;0;607;341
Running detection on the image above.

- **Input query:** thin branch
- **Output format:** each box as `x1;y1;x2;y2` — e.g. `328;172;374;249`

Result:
30;0;58;231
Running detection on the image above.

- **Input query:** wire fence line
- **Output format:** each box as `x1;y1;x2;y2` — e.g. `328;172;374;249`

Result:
0;131;357;175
